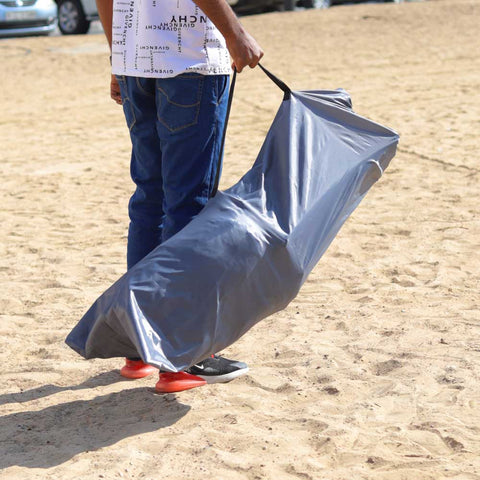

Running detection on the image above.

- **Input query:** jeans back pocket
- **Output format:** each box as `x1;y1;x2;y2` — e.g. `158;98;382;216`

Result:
156;74;204;133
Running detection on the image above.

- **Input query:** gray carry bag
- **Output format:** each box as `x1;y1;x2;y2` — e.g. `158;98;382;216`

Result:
66;65;399;371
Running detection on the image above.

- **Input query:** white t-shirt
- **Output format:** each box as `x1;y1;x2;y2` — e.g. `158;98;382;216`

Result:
111;0;232;78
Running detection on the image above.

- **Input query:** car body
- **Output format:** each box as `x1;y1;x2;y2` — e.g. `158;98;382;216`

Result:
301;0;366;9
0;0;57;37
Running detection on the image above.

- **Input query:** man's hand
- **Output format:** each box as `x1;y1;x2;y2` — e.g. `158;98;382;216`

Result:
191;0;263;73
110;74;122;105
225;28;264;73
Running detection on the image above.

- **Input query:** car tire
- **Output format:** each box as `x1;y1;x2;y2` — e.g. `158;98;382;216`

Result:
57;0;90;35
304;0;331;8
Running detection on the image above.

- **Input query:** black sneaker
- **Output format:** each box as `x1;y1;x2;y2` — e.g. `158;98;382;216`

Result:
186;355;249;384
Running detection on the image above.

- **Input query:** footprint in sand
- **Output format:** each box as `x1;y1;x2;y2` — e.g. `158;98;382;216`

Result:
373;359;403;376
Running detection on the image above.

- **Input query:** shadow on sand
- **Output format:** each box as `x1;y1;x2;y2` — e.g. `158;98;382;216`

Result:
1;385;190;469
0;371;129;406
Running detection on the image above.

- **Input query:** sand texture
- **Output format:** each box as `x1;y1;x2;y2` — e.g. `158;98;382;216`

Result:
1;0;479;478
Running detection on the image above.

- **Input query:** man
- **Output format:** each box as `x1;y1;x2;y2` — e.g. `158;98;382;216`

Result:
95;0;264;392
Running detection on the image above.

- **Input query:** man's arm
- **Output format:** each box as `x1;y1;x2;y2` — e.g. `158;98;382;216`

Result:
191;0;263;72
96;0;122;104
96;0;113;48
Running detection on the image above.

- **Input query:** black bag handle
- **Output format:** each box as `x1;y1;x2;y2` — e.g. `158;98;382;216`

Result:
211;64;291;197
258;63;291;101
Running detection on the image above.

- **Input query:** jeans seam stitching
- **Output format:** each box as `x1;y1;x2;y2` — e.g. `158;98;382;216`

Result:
116;76;137;131
156;76;204;132
135;77;154;97
216;76;228;106
127;103;137;131
156;84;201;108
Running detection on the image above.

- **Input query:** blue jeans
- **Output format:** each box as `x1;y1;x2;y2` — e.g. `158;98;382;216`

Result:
116;73;230;269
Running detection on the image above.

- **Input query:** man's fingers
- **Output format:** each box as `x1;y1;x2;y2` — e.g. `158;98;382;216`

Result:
110;75;123;104
111;85;122;104
111;88;123;104
227;31;264;74
249;48;264;69
232;51;263;73
249;56;262;68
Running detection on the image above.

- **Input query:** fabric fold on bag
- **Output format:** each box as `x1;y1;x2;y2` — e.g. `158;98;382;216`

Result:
66;69;399;372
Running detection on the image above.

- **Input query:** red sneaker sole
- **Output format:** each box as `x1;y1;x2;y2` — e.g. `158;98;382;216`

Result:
120;364;158;379
155;372;207;393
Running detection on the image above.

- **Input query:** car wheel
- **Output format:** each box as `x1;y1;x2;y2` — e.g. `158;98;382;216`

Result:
304;0;331;8
58;0;90;35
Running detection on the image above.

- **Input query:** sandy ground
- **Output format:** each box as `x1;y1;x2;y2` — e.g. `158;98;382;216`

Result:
1;0;479;478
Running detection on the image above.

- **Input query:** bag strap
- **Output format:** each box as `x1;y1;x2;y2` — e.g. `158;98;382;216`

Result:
211;64;291;197
211;67;237;197
258;63;291;100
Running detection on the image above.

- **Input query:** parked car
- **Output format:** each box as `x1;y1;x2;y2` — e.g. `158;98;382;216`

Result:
298;0;403;8
301;0;367;9
234;0;370;14
0;0;57;37
55;0;97;34
237;0;403;13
